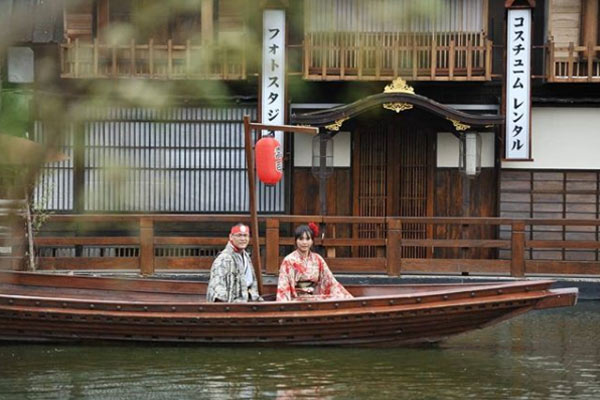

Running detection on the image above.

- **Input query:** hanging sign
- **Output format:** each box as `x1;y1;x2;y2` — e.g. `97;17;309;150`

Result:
505;8;532;160
261;9;285;144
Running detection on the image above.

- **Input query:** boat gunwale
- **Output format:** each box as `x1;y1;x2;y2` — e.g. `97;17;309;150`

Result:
0;280;559;314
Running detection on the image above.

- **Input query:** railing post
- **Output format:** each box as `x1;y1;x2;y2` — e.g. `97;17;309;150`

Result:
130;38;135;77
430;33;436;79
93;38;98;76
186;39;191;79
587;41;593;82
449;39;455;79
265;218;280;275
74;38;80;78
11;216;26;271
547;40;555;82
466;38;472;78
485;39;492;80
567;42;574;81
168;39;173;79
387;218;402;277
111;44;117;77
149;38;154;77
140;218;154;276
511;221;525;277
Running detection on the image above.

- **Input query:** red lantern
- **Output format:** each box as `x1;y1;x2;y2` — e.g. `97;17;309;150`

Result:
255;136;283;185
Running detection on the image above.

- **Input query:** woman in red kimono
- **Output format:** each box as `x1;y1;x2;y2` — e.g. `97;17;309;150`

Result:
276;223;353;302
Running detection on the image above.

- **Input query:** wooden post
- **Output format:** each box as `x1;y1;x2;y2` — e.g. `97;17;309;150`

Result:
265;218;280;275
243;116;263;293
321;32;327;78
511;221;525;277
304;34;310;78
449;40;455;79
93;39;98;76
140;218;154;276
12;215;26;271
242;119;317;292
201;0;214;45
588;42;594;81
186;39;191;78
412;32;417;80
485;39;492;80
130;38;135;76
387;218;402;277
548;40;555;82
567;42;574;81
168;39;173;79
111;44;117;77
430;33;436;79
466;39;472;78
149;39;154;77
74;38;80;78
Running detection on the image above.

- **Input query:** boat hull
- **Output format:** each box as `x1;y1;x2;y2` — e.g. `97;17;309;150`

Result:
0;271;578;346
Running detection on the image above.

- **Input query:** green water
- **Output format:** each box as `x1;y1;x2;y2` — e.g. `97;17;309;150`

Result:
1;302;599;400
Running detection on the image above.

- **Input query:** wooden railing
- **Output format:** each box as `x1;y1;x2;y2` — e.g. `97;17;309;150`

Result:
303;31;492;81
2;214;599;278
546;40;600;82
60;38;246;80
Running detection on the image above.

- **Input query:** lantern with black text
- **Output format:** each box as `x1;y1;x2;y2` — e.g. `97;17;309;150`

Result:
255;136;283;185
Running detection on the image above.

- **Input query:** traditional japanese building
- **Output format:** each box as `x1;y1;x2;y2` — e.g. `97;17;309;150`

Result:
1;0;599;277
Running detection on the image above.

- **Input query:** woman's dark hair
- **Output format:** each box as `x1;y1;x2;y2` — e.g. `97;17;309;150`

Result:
294;225;314;241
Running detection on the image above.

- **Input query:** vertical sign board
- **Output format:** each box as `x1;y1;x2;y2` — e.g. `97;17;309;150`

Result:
259;9;286;210
261;9;285;144
505;8;532;160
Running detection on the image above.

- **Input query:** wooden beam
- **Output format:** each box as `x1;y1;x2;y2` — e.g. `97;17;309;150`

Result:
582;0;599;59
201;0;214;45
243;116;263;293
140;218;154;276
266;218;280;274
511;221;525;277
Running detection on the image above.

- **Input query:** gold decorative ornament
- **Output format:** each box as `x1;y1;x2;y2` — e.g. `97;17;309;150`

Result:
448;118;470;131
383;77;415;95
383;102;413;113
325;117;349;132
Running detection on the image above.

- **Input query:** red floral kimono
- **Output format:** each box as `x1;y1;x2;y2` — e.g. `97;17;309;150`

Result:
276;250;353;302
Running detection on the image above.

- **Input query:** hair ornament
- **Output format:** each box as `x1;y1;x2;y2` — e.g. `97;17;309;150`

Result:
308;222;320;237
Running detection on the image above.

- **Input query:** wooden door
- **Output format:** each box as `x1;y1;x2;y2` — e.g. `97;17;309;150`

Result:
353;121;434;258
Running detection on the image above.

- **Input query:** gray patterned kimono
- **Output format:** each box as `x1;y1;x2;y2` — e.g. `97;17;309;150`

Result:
206;242;261;302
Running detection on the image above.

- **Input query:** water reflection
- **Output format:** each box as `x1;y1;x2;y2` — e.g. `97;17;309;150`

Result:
0;302;598;400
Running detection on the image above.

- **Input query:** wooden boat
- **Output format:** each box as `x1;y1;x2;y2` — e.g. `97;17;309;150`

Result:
0;270;577;346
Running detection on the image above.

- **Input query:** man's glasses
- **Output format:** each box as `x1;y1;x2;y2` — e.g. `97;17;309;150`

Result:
232;233;250;238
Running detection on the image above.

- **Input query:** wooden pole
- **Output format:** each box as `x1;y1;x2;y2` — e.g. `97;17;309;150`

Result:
242;117;319;294
243;116;263;293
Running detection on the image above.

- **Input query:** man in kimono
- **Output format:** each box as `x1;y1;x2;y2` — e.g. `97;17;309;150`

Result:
206;223;262;302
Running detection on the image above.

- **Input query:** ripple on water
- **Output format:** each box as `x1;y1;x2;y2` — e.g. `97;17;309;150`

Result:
1;303;600;399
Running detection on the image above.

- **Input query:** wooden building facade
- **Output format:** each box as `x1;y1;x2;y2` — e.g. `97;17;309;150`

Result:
1;0;599;276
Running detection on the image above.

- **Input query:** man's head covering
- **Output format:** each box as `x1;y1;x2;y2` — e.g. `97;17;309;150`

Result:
230;224;250;235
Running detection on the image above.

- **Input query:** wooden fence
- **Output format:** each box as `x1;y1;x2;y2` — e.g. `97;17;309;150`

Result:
2;214;599;278
60;38;246;80
303;31;492;81
546;40;600;82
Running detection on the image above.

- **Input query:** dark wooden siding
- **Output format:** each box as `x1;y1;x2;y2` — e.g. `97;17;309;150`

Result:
434;168;498;259
500;170;600;261
292;168;352;256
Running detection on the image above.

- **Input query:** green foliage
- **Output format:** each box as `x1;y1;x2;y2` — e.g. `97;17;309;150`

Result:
0;89;32;138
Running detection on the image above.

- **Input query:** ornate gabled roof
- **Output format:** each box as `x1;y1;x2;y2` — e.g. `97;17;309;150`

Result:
291;78;505;132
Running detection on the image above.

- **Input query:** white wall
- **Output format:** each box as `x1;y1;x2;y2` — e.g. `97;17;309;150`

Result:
437;132;495;168
502;107;600;170
294;131;351;167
